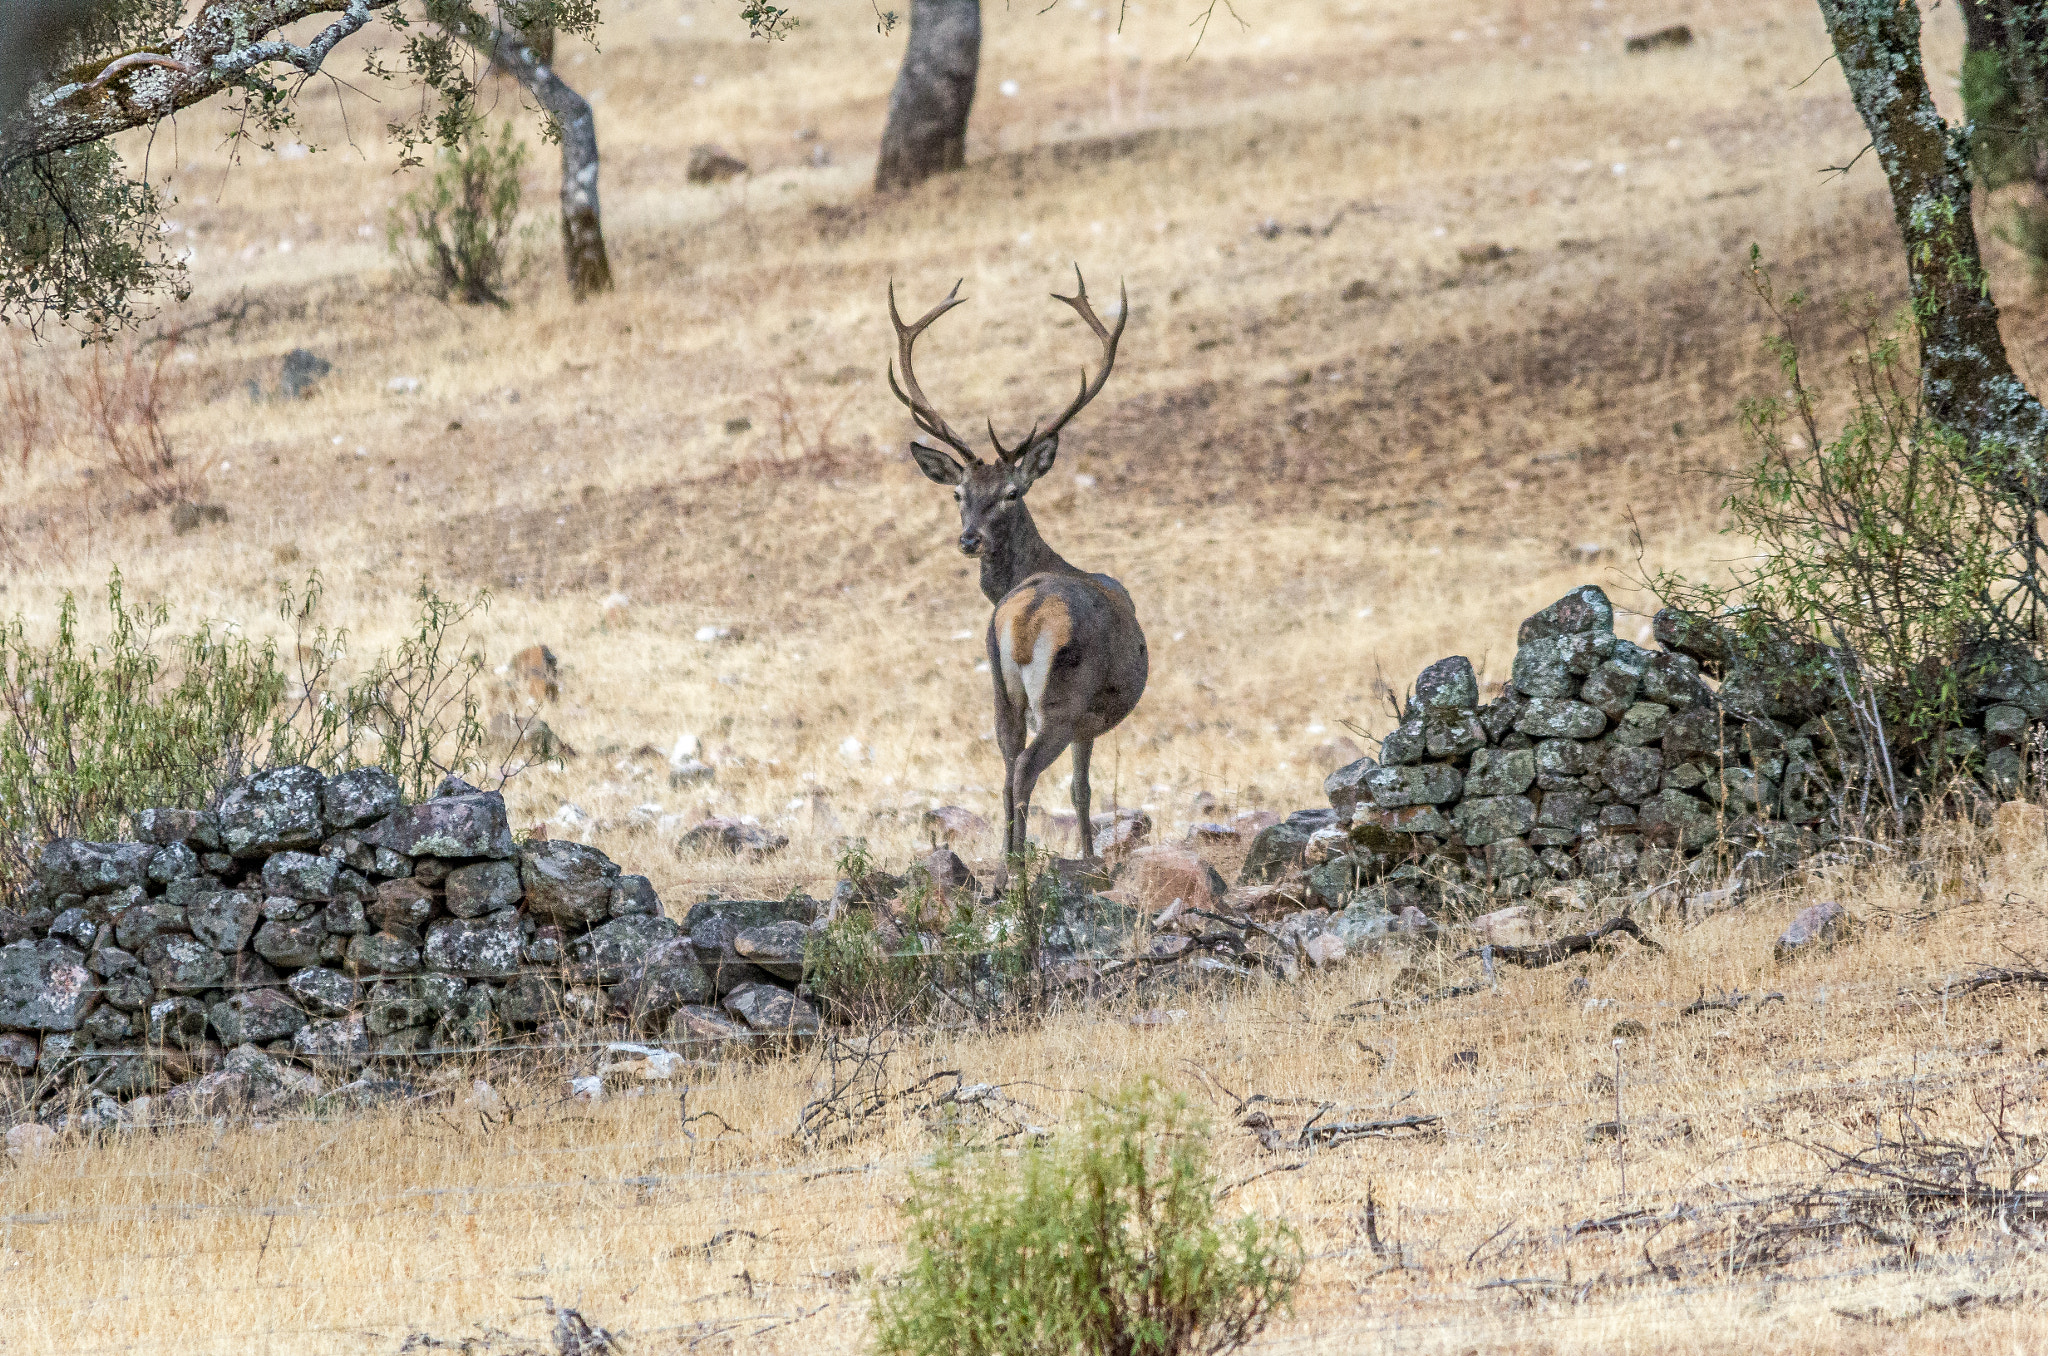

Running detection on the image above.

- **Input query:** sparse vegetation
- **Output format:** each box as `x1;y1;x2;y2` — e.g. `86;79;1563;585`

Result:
388;122;532;308
873;1079;1303;1356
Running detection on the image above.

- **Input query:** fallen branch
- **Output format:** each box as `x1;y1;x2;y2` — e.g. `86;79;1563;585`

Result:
1456;914;1661;969
1941;967;2048;999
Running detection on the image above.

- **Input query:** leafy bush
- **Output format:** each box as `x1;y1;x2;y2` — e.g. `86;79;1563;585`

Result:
873;1079;1303;1356
1650;253;2046;764
805;909;931;1025
387;122;530;308
0;572;498;896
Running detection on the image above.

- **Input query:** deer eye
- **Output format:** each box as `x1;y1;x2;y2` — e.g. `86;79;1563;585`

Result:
1002;487;1019;502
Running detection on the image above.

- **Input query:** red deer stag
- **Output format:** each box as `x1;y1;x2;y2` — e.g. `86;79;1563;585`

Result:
890;268;1149;861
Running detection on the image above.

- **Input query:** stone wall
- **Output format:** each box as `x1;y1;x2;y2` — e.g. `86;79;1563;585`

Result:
0;768;829;1121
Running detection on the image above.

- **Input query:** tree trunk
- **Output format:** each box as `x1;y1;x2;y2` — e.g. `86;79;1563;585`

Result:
875;0;980;193
1816;0;2048;467
482;24;612;299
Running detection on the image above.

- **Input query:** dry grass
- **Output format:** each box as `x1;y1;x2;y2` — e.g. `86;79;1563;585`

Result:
6;0;2048;1346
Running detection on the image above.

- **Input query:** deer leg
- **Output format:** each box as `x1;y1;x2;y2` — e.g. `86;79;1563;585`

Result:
1009;726;1073;861
993;687;1029;861
1070;737;1095;859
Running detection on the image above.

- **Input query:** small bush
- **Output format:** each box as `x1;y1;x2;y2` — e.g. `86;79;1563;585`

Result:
805;910;930;1024
388;122;529;308
873;1079;1303;1356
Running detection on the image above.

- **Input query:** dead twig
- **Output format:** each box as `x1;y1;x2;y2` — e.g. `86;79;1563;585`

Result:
1454;914;1661;969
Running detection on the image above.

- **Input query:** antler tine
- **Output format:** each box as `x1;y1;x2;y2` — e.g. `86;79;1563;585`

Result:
1034;265;1129;442
888;279;980;462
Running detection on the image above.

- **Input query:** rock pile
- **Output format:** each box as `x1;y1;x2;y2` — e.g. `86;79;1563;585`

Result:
0;768;832;1118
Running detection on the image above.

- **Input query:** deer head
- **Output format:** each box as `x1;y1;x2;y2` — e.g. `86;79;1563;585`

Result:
890;266;1127;558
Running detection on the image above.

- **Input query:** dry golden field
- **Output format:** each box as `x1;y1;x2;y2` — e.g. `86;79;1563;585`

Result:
4;0;2048;1347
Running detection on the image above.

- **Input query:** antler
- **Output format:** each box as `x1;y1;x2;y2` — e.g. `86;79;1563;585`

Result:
888;280;981;463
990;265;1129;463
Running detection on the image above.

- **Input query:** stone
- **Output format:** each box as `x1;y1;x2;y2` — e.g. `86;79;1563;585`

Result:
1774;900;1859;962
437;860;519;918
100;968;153;1011
262;851;339;900
1357;804;1451;835
570;915;684;984
0;940;92;1031
1302;931;1347;968
209;988;307;1044
346;931;421;976
1323;757;1379;819
610;939;714;1030
1578;660;1642;718
277;347;332;397
1984;704;2030;750
922;804;991;846
6;1122;56;1164
1638;651;1708;709
667;757;714;787
187;891;264;952
1454;796;1536;848
1519;585;1614;645
422;916;523;978
1607;701;1672;748
321;767;403;830
433;988;498;1049
680;897;822;932
1516;698;1607;739
1778;757;1830;823
1414;655;1480;709
519;840;621;924
38;840;154;897
1701;767;1775;814
1423;706;1488;759
1236;812;1329;884
1511;636;1578;698
293;1015;371;1072
287;966;359;1017
148;996;210;1049
687;915;775;996
363;790;515;859
254;919;326;969
665;1004;755;1054
610;875;662;918
0;908;52;946
216;766;327;856
1115;844;1227;915
321;896;368;935
686;143;749;182
1478;691;1527;741
676;817;790;859
1465;747;1535;797
90;946;137;977
1362;763;1463;808
524;925;565;965
1601;747;1664;805
48;907;98;950
498;973;561;1027
369;878;436;932
1537;786;1590;829
263;894;320;923
150;935;227;992
1375;716;1425;766
365;981;431;1036
720;981;820;1036
1472;904;1539;947
224;1046;322;1113
147;842;201;886
133;808;221;849
1579;835;1640;880
0;1032;37;1070
320;833;378;873
77;1002;130;1043
733;921;809;983
373;847;413;877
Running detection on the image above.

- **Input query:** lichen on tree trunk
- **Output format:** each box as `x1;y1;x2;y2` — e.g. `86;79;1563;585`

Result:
1816;0;2048;474
482;24;612;299
875;0;980;193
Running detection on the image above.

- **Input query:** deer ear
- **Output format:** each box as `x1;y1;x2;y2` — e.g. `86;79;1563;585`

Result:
909;442;966;486
1017;434;1058;486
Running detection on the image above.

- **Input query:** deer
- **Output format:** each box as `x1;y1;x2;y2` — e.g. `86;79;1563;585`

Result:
889;267;1149;863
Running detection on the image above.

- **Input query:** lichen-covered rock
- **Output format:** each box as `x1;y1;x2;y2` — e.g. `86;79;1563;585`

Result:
253;919;326;969
609;939;714;1031
571;915;683;984
0;1032;37;1070
666;1003;756;1053
321;896;368;935
1515;698;1607;739
38;840;154;897
1520;585;1614;644
1454;795;1536;848
0;939;93;1031
49;907;98;950
1324;756;1379;819
676;817;790;859
286;966;358;1016
733;921;808;983
294;1015;370;1072
187;891;264;952
519;840;620;924
680;897;821;932
687;914;777;996
1362;763;1463;808
1607;701;1672;748
261;851;339;901
1510;636;1579;698
1701;766;1775;814
1236;809;1337;883
1637;790;1719;851
1414;655;1479;709
1578;660;1642;718
1774;899;1858;962
1637;651;1708;709
1376;717;1425;766
369;878;436;933
432;987;496;1048
149;935;227;993
1464;747;1535;797
346;931;421;976
322;767;404;830
1423;706;1488;759
148;996;211;1049
445;860;523;918
721;981;820;1036
147;842;200;886
262;894;320;924
1601;746;1664;804
209;988;307;1044
610;875;661;918
362;790;514;859
422;916;523;978
496;974;558;1028
133;808;221;850
216;766;327;857
365;981;431;1036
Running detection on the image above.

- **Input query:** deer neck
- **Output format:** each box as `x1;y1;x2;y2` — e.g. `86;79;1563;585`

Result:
980;505;1074;605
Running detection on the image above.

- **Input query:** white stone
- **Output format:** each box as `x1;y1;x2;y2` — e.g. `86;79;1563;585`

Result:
6;1123;56;1165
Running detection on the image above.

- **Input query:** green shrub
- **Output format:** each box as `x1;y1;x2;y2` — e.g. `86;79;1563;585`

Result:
0;572;497;897
387;121;530;308
1650;253;2046;768
805;909;931;1024
873;1079;1303;1356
